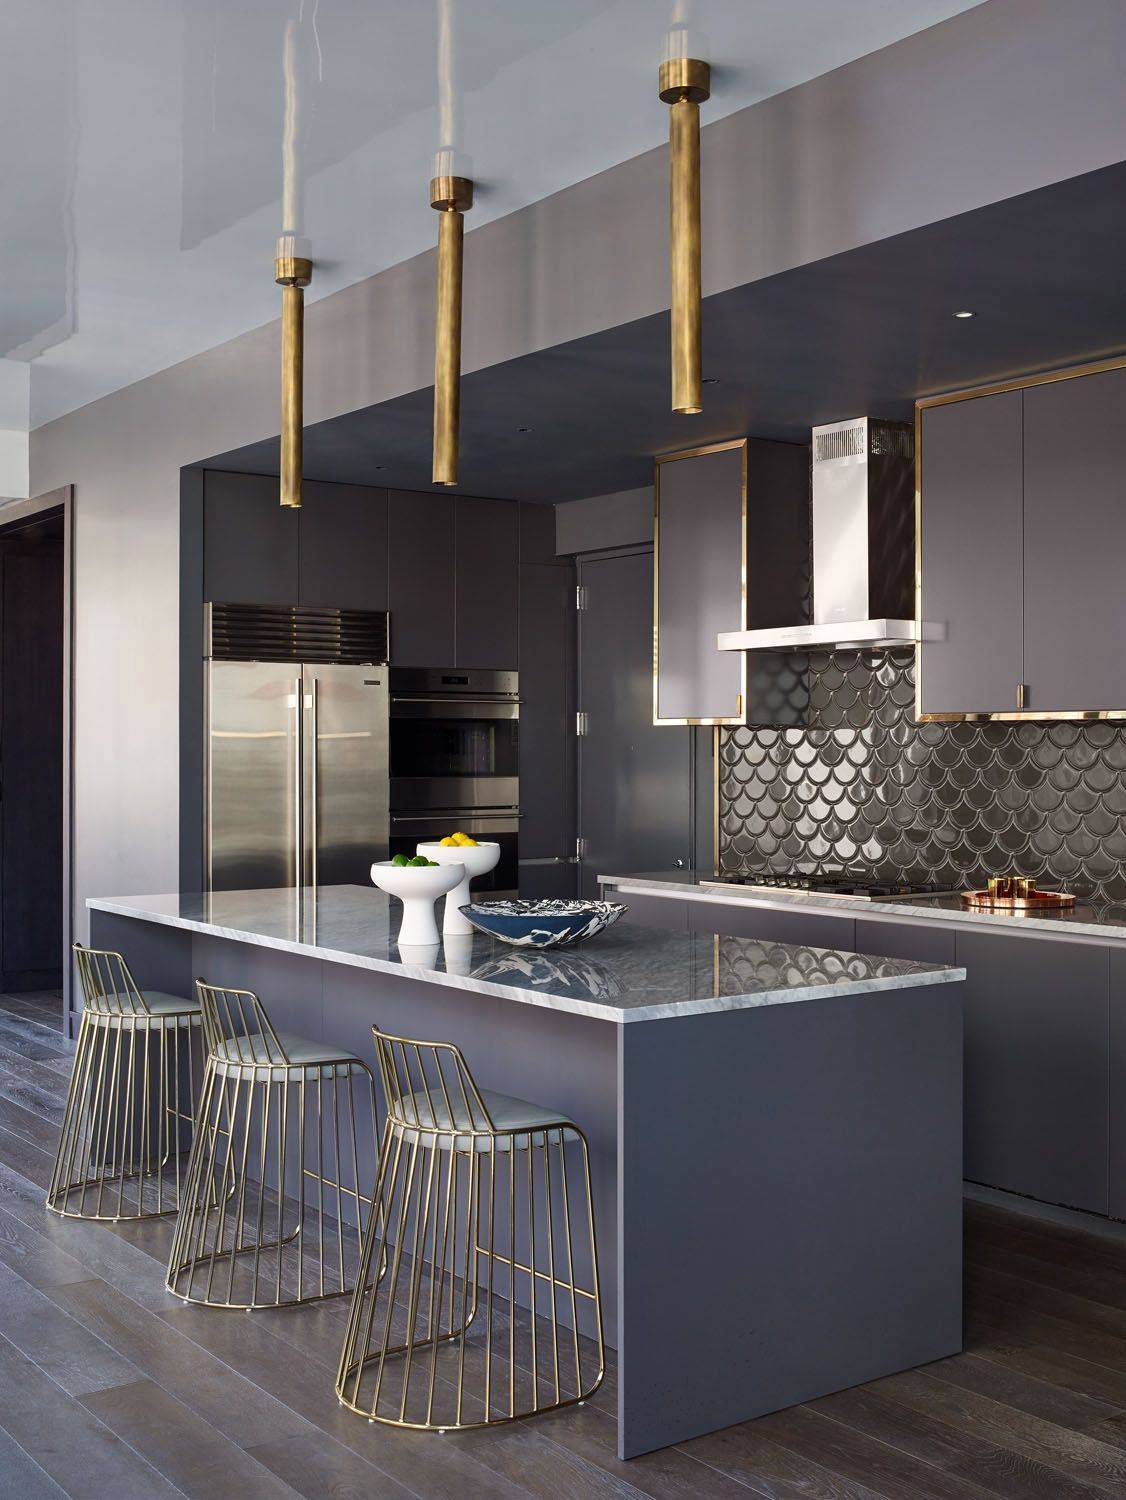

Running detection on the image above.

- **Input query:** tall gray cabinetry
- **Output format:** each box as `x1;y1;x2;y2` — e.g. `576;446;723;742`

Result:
918;361;1126;718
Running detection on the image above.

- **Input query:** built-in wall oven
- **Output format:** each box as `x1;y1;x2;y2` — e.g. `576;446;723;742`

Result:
389;668;519;893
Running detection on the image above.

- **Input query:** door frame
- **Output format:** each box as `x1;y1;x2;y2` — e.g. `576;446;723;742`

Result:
0;486;75;1032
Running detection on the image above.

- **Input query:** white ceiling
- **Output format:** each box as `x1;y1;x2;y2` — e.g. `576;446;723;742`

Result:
2;0;986;432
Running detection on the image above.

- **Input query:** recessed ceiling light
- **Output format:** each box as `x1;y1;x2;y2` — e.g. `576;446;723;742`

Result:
702;377;719;385
517;426;533;433
953;310;976;319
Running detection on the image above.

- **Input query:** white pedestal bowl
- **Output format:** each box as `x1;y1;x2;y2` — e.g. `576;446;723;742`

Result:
416;841;501;935
371;860;466;948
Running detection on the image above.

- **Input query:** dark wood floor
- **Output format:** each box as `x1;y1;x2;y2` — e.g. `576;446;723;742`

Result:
3;992;1126;1498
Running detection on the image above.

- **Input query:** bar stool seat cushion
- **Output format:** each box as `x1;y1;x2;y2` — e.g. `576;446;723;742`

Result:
401;1087;573;1148
86;991;200;1020
212;1031;360;1069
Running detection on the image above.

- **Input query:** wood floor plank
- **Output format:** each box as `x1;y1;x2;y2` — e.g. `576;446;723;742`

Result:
0;1335;185;1500
680;1418;896;1499
80;1377;306;1500
243;1430;423;1500
871;1366;1126;1497
0;1423;71;1499
0;1261;140;1396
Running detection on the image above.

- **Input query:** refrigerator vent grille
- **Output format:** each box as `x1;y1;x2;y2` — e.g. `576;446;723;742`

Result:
207;603;389;664
814;423;866;463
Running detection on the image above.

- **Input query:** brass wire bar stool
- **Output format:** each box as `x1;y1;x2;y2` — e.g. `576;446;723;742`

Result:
335;1025;604;1432
47;944;202;1221
166;980;377;1310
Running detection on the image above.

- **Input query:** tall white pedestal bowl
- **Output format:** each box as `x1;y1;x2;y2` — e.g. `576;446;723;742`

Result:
371;860;465;948
416;842;501;935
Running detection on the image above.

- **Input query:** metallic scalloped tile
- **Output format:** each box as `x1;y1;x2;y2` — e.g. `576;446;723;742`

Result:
718;647;1126;901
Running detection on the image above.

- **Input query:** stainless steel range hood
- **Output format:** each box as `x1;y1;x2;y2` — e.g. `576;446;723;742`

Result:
718;418;942;652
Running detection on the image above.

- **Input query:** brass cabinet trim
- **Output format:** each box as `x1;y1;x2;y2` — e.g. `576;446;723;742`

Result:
915;352;1126;723
653;439;748;727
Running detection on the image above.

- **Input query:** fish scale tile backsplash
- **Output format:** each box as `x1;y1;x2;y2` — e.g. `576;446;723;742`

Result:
718;647;1126;901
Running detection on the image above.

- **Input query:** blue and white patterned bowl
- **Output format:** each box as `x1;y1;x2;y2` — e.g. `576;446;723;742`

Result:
458;899;627;949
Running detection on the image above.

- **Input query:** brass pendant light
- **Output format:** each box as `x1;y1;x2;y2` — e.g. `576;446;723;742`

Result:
430;174;473;486
658;56;710;415
276;19;312;509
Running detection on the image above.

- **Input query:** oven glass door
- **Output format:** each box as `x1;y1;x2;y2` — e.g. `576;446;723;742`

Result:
390;711;518;780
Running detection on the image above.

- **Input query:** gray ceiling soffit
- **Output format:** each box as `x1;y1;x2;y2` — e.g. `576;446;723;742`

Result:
203;158;1126;504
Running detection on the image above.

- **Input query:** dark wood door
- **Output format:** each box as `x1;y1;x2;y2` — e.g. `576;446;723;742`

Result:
298;481;387;611
957;929;1108;1214
387;490;454;666
577;549;693;899
203;470;299;605
1023;367;1126;712
455;497;518;669
917;392;1024;715
1;540;64;989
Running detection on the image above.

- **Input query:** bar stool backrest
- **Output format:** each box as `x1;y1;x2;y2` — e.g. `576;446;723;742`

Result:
196;979;290;1065
74;943;152;1016
371;1024;495;1135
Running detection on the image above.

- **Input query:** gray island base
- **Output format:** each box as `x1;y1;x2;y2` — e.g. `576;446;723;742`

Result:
87;885;965;1459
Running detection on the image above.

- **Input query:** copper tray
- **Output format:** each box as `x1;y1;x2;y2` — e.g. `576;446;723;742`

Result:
960;889;1076;911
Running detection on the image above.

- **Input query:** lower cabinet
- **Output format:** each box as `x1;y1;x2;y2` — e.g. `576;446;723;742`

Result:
1109;951;1126;1219
854;918;957;966
614;894;689;931
687;899;855;951
956;931;1109;1216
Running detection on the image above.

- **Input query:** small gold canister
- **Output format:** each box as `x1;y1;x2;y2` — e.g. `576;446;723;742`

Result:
987;876;1037;901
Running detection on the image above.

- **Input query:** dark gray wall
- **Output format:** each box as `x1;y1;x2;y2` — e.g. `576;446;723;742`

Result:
30;0;1126;937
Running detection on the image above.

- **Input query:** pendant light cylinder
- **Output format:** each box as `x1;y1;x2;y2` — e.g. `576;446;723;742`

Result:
275;254;312;509
659;58;710;415
431;175;473;487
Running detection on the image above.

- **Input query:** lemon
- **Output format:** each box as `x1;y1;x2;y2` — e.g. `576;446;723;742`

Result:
440;836;456;847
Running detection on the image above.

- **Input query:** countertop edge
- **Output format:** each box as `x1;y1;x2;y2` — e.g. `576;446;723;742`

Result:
599;873;1126;944
87;895;964;1024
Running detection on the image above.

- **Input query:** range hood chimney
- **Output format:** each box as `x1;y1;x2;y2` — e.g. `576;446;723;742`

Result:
718;417;941;652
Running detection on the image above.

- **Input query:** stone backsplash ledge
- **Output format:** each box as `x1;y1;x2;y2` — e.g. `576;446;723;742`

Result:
718;648;1126;902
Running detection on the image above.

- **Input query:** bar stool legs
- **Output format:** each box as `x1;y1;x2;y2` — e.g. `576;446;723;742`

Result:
46;946;202;1222
166;982;378;1309
335;1027;604;1431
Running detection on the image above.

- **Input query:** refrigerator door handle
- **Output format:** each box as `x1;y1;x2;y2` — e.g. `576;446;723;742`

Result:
293;675;304;891
309;675;319;893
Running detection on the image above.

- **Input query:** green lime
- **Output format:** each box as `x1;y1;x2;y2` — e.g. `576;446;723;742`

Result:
408;855;430;867
391;854;410;867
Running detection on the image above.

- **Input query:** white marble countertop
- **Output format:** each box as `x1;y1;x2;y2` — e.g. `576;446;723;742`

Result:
599;870;1126;943
87;886;963;1025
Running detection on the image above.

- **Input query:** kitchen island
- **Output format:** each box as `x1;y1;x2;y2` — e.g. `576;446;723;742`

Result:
88;884;965;1459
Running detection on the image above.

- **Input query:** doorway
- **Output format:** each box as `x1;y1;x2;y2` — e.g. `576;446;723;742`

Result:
0;495;69;1020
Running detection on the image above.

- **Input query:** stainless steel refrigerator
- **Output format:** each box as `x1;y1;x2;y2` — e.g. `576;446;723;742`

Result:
204;605;389;893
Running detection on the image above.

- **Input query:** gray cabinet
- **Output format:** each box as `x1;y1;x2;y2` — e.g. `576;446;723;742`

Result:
1110;949;1126;1220
387;490;455;667
616;895;689;931
956;929;1108;1214
455;496;518;669
918;363;1126;719
1023;368;1126;713
917;391;1024;717
299;482;387;611
854;918;956;966
654;438;809;728
203;470;298;606
687;900;855;950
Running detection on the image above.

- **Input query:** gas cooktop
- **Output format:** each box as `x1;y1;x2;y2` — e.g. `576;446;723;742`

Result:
699;872;954;901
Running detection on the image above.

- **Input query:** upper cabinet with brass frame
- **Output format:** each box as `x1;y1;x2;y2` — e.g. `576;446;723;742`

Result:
653;436;809;727
916;354;1126;722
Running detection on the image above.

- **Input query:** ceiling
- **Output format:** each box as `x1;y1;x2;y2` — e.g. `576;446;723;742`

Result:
206;160;1126;502
2;0;987;431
